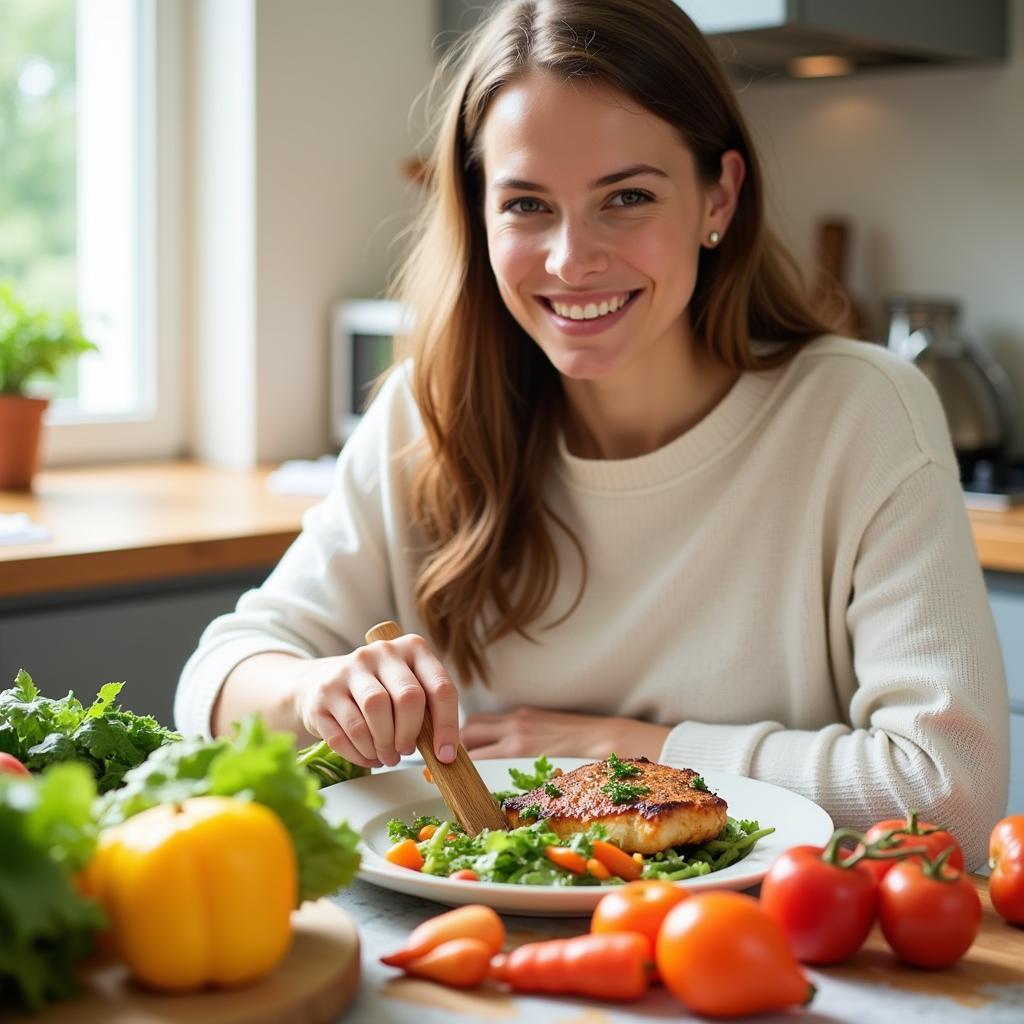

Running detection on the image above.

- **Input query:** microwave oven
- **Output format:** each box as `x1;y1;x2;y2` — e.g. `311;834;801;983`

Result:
329;299;409;446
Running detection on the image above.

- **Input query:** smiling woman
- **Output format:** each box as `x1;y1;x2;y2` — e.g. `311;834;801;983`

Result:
174;0;1009;870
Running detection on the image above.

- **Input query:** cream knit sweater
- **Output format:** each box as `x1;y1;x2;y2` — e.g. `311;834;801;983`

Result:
175;336;1009;868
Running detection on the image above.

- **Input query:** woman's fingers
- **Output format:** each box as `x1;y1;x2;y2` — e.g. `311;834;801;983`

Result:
459;718;505;751
315;708;381;768
348;672;400;766
409;640;460;763
303;635;460;767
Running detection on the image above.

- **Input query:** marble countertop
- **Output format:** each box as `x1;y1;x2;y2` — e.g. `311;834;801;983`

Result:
330;875;1024;1024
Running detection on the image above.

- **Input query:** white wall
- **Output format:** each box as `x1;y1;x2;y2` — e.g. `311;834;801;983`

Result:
188;0;435;465
735;0;1024;449
252;0;435;462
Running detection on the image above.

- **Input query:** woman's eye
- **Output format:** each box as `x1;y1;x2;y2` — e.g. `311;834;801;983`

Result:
502;197;547;215
608;189;654;208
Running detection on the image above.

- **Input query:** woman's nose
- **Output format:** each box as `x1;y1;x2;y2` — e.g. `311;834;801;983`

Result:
544;220;609;284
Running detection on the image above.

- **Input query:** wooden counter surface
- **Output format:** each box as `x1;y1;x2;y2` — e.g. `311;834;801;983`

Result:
966;506;1024;574
0;462;318;600
2;462;1024;602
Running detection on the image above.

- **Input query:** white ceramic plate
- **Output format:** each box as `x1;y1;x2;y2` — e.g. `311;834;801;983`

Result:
321;757;834;917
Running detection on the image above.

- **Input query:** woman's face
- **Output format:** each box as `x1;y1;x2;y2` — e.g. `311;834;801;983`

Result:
480;70;728;383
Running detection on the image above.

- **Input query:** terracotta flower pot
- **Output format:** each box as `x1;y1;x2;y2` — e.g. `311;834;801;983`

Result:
0;393;49;490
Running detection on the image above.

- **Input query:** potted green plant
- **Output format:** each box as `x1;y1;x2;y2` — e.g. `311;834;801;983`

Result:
0;281;97;490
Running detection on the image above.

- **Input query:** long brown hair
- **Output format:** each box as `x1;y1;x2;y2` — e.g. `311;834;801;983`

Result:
388;0;832;684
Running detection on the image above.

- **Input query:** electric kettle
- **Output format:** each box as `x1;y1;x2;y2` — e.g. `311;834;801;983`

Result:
885;297;1016;483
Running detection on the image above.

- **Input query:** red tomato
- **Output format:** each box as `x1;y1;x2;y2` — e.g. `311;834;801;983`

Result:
656;891;814;1018
760;843;878;964
878;856;981;968
591;879;690;957
989;815;1024;925
858;812;964;884
449;869;480;882
0;752;29;776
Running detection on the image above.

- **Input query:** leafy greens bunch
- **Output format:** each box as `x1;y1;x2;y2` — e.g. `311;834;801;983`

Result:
0;763;105;1012
98;714;361;903
0;670;180;792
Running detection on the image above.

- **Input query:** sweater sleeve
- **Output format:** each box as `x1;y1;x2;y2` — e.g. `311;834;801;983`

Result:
660;458;1009;870
172;368;416;739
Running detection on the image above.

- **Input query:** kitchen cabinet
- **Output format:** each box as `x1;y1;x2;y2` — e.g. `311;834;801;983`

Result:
985;570;1024;816
0;574;263;728
0;462;317;727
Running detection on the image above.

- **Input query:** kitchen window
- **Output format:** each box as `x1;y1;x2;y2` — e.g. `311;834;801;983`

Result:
1;0;184;463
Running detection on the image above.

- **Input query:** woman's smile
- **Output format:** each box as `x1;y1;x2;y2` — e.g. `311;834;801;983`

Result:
537;289;643;335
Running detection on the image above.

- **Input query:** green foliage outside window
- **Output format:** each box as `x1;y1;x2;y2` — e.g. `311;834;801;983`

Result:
0;0;78;396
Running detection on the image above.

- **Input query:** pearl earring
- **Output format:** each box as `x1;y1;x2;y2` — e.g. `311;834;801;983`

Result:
707;229;721;247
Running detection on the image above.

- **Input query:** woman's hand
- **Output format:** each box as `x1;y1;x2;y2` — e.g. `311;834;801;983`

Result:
291;633;459;769
460;707;671;762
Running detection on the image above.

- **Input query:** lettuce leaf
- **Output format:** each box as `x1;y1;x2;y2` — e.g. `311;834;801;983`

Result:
0;763;106;1012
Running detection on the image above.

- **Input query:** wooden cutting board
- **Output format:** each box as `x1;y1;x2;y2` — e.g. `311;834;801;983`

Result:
15;899;360;1024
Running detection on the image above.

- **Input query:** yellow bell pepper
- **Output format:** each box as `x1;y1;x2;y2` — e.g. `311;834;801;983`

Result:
83;795;297;991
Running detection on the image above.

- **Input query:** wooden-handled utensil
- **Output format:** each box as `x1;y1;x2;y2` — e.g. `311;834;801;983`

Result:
364;621;508;835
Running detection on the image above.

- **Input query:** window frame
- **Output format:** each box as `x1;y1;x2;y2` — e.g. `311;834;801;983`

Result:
42;0;185;466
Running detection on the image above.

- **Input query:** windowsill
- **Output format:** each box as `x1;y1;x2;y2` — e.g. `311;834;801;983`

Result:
0;461;318;601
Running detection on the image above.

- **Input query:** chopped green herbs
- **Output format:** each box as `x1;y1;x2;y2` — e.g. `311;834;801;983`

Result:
606;752;641;779
508;755;556;790
601;779;652;804
691;775;709;792
544;782;563;798
519;804;543;820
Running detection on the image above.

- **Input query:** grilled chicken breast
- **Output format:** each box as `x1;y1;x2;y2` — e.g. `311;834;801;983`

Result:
503;757;727;855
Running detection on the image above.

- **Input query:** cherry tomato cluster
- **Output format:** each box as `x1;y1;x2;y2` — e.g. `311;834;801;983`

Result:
760;813;980;970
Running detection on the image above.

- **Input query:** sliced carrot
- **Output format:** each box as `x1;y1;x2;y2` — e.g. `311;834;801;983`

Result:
586;857;611;880
592;840;642;881
386;837;424;870
450;869;479;881
545;846;587;874
418;824;438;841
423;767;434;783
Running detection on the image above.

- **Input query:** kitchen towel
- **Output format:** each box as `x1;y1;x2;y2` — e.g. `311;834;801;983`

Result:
0;512;52;546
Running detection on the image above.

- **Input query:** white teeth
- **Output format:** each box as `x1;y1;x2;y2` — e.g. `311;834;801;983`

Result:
551;293;631;319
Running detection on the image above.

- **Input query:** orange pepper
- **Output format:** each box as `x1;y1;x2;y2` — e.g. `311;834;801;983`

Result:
592;840;643;881
385;837;424;871
587;857;612;880
545;846;588;874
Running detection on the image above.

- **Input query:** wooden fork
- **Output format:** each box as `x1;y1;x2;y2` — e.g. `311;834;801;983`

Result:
364;621;508;835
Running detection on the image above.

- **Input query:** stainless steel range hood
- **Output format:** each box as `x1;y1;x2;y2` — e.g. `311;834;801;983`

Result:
677;0;1008;78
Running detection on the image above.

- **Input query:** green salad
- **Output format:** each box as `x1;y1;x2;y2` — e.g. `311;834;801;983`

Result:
386;756;774;886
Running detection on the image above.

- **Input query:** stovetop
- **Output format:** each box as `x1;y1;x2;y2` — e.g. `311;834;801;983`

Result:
961;459;1024;510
